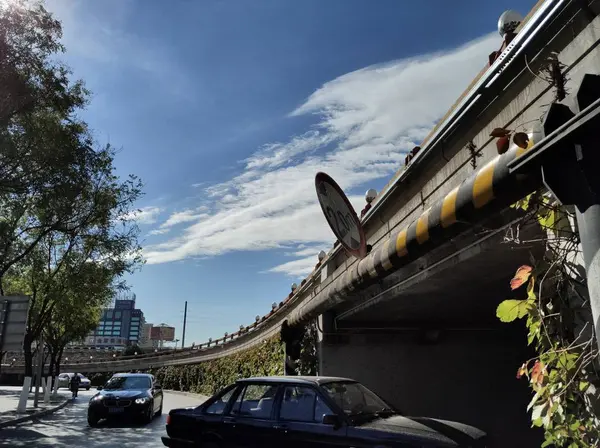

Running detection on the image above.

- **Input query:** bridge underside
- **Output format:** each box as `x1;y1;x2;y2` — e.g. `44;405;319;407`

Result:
318;208;546;448
336;217;542;330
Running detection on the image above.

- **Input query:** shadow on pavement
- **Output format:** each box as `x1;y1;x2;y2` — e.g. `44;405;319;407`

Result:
0;397;168;447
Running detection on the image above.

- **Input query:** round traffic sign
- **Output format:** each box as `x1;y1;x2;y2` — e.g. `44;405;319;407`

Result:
315;172;367;259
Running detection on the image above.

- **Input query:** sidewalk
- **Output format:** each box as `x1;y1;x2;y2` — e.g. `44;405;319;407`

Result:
0;386;71;428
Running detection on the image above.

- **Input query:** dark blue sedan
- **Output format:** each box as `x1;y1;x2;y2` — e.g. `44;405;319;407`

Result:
162;376;486;447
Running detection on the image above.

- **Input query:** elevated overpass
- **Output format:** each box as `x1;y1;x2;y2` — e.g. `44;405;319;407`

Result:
3;1;600;445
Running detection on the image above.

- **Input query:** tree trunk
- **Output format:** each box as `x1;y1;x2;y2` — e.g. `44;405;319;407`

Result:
23;333;33;377
56;346;63;377
48;350;57;378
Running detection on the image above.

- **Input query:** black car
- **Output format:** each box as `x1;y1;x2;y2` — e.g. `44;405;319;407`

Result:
88;373;164;426
162;376;486;447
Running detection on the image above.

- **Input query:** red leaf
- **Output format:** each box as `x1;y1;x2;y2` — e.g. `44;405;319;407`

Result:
531;360;545;387
516;362;528;379
490;127;511;138
513;132;530;149
510;265;532;290
496;136;510;154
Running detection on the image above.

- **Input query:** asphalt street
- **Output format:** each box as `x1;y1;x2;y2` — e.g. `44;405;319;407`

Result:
0;389;204;447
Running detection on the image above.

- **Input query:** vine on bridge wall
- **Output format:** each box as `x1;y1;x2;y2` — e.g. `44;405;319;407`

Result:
150;336;284;396
497;191;600;447
81;321;320;395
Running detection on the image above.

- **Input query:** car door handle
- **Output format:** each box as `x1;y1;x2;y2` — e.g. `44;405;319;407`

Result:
223;417;236;427
272;424;288;432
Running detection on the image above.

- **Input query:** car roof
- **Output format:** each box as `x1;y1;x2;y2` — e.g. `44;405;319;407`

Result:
236;376;356;386
112;373;153;378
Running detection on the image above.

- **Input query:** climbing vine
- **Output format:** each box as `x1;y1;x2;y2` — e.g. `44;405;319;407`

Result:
295;320;319;376
150;336;284;396
497;191;599;447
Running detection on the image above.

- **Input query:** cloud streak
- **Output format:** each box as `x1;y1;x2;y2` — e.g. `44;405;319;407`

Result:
143;33;499;275
122;206;162;225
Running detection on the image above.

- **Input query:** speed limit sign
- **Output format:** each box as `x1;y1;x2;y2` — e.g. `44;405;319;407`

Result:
315;172;367;259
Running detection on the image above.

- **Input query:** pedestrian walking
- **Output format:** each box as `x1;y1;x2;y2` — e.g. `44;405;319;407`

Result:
70;373;81;398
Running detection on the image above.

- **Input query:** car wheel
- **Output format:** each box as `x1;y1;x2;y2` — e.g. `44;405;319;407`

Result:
88;413;99;427
144;404;154;423
86;387;90;390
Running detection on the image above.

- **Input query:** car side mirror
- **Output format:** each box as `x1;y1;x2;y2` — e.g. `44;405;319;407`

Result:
96;386;103;390
154;383;162;390
322;414;341;426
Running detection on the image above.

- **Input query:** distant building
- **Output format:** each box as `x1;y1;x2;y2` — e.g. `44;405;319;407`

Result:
139;322;155;349
86;296;145;348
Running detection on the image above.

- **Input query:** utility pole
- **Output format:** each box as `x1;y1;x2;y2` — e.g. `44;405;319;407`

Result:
181;301;187;349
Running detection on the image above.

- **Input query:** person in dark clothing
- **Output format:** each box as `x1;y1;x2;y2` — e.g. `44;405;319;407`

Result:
70;373;81;398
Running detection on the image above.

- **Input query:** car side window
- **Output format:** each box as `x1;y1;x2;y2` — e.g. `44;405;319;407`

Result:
279;386;334;423
204;387;237;415
230;384;278;419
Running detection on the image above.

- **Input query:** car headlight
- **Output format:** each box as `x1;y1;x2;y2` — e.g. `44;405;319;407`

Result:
91;395;103;401
135;397;149;404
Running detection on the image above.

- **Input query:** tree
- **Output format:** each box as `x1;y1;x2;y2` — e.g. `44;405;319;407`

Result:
0;0;134;292
124;345;144;357
0;1;144;377
43;261;116;378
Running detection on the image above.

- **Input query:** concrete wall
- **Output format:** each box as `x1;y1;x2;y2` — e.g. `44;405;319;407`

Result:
319;326;543;448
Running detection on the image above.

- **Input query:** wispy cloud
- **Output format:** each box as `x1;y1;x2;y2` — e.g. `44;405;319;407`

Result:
143;33;499;274
160;208;209;229
122;206;162;225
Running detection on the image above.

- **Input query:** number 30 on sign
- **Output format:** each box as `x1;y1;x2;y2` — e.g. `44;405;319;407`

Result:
315;172;367;259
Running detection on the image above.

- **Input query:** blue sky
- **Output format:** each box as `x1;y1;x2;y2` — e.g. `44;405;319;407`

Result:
45;0;536;346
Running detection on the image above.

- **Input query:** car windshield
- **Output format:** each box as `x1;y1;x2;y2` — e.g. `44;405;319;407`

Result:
321;381;396;419
104;376;151;390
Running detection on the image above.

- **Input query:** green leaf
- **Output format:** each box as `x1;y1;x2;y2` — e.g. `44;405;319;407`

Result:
579;381;589;392
528;392;541;411
538;209;556;229
497;299;531;322
556;352;578;371
527;320;541;345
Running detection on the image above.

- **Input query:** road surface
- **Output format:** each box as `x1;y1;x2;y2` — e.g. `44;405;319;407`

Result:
0;389;205;447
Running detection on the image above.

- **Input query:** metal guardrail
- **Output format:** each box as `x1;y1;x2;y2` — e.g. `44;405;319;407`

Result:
363;0;566;222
